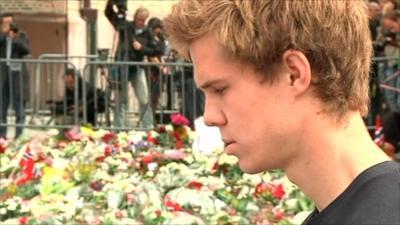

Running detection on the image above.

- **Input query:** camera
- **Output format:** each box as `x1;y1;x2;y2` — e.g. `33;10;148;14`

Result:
113;0;127;19
10;22;18;32
109;0;127;30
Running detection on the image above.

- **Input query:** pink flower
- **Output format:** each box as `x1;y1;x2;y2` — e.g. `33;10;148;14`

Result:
273;207;284;221
126;193;136;205
65;126;83;141
115;210;126;219
170;113;190;126
163;150;185;160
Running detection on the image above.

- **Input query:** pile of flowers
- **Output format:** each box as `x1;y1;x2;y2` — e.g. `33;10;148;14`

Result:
0;114;313;225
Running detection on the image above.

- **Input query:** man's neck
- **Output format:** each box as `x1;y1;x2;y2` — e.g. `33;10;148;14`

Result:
285;112;390;211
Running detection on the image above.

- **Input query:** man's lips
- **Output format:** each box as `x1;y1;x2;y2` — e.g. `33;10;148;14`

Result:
223;140;235;148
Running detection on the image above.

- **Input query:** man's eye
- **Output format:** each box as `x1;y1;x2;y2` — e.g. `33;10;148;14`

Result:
214;87;227;95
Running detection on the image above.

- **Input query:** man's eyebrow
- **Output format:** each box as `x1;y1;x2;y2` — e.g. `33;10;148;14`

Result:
198;78;225;90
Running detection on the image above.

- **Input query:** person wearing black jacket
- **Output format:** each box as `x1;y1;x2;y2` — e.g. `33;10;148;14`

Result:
0;13;30;139
105;0;155;129
147;17;167;120
49;68;105;126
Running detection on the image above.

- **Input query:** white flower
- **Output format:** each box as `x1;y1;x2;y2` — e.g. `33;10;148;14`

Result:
5;198;18;211
285;198;298;209
291;211;313;224
0;208;7;215
147;162;158;171
47;129;59;136
242;173;262;185
0;219;18;225
218;153;238;165
52;158;69;170
118;163;128;171
107;190;123;209
119;218;140;224
148;130;159;138
164;211;205;225
165;124;174;132
95;170;110;181
20;202;30;213
0;157;10;172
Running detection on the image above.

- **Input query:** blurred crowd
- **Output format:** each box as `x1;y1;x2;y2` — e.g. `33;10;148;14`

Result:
368;0;400;155
103;0;204;130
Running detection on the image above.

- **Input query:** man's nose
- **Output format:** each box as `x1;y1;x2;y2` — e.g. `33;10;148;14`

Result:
203;99;226;127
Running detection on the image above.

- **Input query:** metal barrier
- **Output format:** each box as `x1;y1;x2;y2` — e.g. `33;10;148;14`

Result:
80;60;202;130
0;57;203;138
0;58;77;138
375;56;400;111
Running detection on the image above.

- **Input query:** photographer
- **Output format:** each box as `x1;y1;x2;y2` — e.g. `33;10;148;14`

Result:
48;68;106;126
0;13;30;139
105;0;157;129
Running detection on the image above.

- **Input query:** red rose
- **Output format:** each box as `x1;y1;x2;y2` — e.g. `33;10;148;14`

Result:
0;138;6;153
147;135;159;145
142;154;153;165
272;183;285;200
19;217;28;225
165;195;182;211
188;181;203;190
158;126;167;133
102;132;116;143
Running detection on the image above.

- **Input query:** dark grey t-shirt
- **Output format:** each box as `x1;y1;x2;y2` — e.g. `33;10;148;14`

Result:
302;161;400;225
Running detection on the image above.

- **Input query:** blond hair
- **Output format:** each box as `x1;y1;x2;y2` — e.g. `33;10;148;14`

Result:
134;6;149;20
164;0;373;117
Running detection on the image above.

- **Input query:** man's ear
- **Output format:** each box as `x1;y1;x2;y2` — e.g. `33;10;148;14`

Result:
282;50;312;96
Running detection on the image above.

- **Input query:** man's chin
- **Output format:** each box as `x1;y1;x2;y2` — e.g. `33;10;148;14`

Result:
238;161;264;174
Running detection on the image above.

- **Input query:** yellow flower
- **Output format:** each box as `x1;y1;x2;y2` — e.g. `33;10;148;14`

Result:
6;183;17;195
80;126;95;138
43;167;65;179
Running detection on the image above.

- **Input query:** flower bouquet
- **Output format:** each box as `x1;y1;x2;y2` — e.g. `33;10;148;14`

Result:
0;114;313;225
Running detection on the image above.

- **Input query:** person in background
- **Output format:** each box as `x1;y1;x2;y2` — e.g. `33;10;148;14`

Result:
146;17;167;125
380;10;400;112
381;107;400;158
368;1;384;125
0;13;30;139
105;0;156;129
48;68;105;127
164;0;399;224
379;0;398;15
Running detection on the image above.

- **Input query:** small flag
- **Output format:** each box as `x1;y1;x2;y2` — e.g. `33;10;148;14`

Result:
16;146;39;185
374;115;385;146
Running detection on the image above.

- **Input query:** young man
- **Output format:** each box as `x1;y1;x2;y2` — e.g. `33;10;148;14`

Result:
164;1;400;224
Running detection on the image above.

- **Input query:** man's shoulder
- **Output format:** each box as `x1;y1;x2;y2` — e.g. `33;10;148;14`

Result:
303;161;400;225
